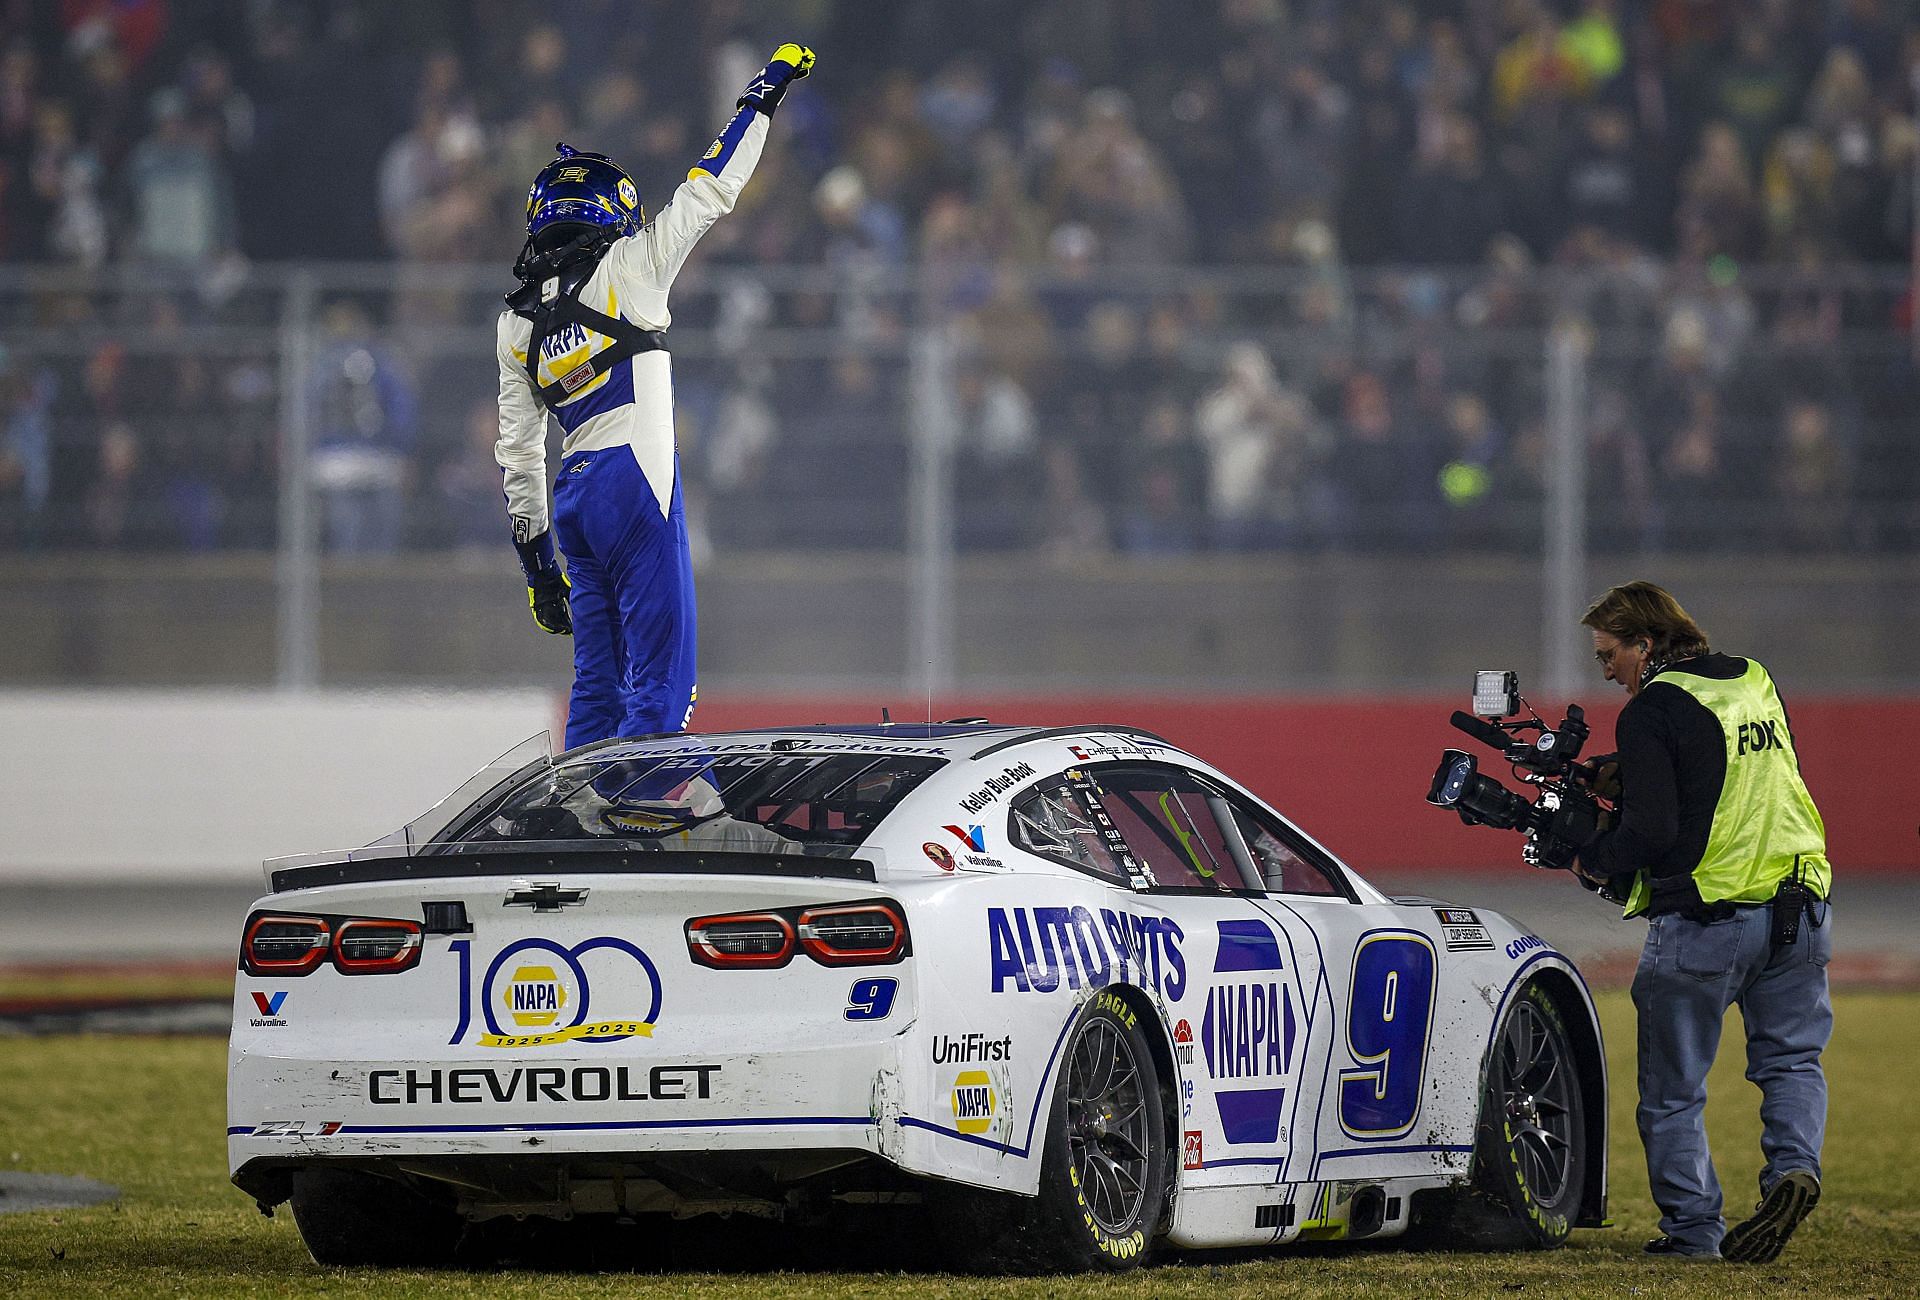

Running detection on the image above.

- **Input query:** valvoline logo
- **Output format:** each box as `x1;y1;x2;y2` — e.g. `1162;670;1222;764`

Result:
943;824;986;851
1201;919;1296;1145
250;991;287;1017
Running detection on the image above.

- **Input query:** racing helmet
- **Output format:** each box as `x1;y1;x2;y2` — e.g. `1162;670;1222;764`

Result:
524;143;644;251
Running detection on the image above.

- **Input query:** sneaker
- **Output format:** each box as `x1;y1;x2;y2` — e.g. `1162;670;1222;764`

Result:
1722;1170;1821;1264
1643;1235;1719;1259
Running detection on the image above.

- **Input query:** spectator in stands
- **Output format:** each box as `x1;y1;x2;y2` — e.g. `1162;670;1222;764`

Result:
1703;22;1802;167
1194;342;1303;549
306;301;419;554
951;354;1042;551
125;87;236;264
1116;396;1206;555
433;398;514;551
1676;121;1762;260
1774;397;1851;552
1326;366;1410;550
0;347;54;549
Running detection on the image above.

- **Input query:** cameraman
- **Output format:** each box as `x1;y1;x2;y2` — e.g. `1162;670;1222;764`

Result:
1576;581;1831;1263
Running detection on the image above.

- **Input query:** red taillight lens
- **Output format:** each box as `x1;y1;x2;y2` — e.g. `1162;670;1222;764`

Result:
797;903;906;966
243;914;331;975
686;912;795;968
333;918;424;974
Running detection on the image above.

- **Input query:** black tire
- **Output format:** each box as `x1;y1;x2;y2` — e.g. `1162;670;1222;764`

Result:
932;991;1170;1272
1461;981;1588;1249
289;1165;464;1267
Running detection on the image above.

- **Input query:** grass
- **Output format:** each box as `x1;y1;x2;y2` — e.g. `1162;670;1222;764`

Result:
0;965;234;1009
0;992;1916;1298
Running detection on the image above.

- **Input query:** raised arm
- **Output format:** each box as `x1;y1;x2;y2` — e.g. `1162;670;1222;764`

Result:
631;44;815;288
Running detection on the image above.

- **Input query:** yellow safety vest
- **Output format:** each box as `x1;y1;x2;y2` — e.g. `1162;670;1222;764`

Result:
1623;658;1829;918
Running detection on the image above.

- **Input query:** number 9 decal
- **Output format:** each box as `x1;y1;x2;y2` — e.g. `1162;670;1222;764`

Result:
1337;931;1436;1139
845;976;898;1021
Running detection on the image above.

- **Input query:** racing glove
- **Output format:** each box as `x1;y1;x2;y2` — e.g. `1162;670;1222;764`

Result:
737;43;815;116
514;529;573;636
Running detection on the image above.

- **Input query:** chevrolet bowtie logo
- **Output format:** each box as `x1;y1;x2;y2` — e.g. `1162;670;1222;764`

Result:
504;881;589;912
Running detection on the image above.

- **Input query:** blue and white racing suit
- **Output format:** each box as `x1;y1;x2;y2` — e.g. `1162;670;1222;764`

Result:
495;109;769;749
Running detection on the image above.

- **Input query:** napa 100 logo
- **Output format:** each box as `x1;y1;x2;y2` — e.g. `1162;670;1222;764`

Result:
447;937;664;1049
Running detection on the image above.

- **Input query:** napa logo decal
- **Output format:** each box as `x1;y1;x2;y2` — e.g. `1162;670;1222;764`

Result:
504;965;568;1027
951;1070;998;1135
448;937;664;1049
1201;919;1297;1145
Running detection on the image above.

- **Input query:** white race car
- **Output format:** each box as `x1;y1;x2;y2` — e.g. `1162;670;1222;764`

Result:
228;723;1607;1271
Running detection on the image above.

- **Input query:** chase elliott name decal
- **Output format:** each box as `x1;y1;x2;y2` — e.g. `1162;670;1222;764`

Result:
369;1064;719;1105
1203;919;1296;1145
449;936;664;1049
987;906;1185;998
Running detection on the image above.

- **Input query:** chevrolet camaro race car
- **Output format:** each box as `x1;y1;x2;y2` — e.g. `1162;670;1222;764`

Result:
228;723;1607;1271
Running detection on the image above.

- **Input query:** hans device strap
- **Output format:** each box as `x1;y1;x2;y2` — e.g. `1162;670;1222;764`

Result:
508;263;665;409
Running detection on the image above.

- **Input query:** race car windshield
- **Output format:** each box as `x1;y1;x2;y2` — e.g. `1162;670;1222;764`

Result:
450;750;945;855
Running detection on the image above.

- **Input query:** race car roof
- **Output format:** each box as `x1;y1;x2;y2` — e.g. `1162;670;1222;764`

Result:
570;723;1177;763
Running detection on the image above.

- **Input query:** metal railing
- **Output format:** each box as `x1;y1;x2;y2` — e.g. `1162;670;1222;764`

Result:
2;261;1915;693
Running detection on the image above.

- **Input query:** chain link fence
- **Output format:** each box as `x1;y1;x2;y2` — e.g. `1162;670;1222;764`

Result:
2;261;1915;692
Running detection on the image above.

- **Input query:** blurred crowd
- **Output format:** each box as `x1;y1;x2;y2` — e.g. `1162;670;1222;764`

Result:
2;0;1918;555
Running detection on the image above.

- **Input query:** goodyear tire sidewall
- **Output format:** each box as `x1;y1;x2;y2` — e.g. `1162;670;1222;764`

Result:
1478;982;1584;1246
1038;990;1168;1269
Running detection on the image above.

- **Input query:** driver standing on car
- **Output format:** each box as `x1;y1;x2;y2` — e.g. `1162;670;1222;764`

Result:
496;43;815;749
1574;581;1831;1263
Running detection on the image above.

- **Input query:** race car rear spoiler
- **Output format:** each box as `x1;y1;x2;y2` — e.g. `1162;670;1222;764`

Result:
268;848;876;894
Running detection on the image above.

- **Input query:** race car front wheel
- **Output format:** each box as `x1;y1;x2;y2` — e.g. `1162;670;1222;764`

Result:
933;992;1170;1272
1407;980;1588;1251
1470;981;1588;1248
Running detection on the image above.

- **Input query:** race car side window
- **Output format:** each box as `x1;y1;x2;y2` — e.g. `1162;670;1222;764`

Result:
1008;777;1129;883
1223;799;1350;898
1091;764;1260;892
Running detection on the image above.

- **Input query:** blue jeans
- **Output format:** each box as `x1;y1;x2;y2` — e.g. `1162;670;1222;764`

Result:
551;447;697;749
1630;901;1833;1254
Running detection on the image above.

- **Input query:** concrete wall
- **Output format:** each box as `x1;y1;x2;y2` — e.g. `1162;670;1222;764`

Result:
2;687;1908;891
0;690;556;884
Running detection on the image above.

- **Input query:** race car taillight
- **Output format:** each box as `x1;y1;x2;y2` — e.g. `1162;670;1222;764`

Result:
686;912;795;968
333;918;424;975
686;898;909;970
797;903;906;966
241;910;428;977
242;915;331;975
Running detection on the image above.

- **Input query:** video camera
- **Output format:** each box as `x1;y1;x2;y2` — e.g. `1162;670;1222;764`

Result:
1425;671;1607;872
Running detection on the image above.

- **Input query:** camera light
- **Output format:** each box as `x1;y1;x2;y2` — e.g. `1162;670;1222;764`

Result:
1473;670;1519;718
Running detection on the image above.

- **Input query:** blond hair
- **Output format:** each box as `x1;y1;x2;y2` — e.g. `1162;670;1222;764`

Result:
1581;581;1710;661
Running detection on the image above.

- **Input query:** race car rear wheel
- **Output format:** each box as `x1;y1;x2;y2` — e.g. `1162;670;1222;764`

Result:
289;1166;463;1267
1467;980;1587;1248
932;992;1170;1272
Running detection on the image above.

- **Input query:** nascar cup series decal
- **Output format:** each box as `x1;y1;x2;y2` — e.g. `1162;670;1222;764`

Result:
446;937;664;1048
1202;919;1296;1145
